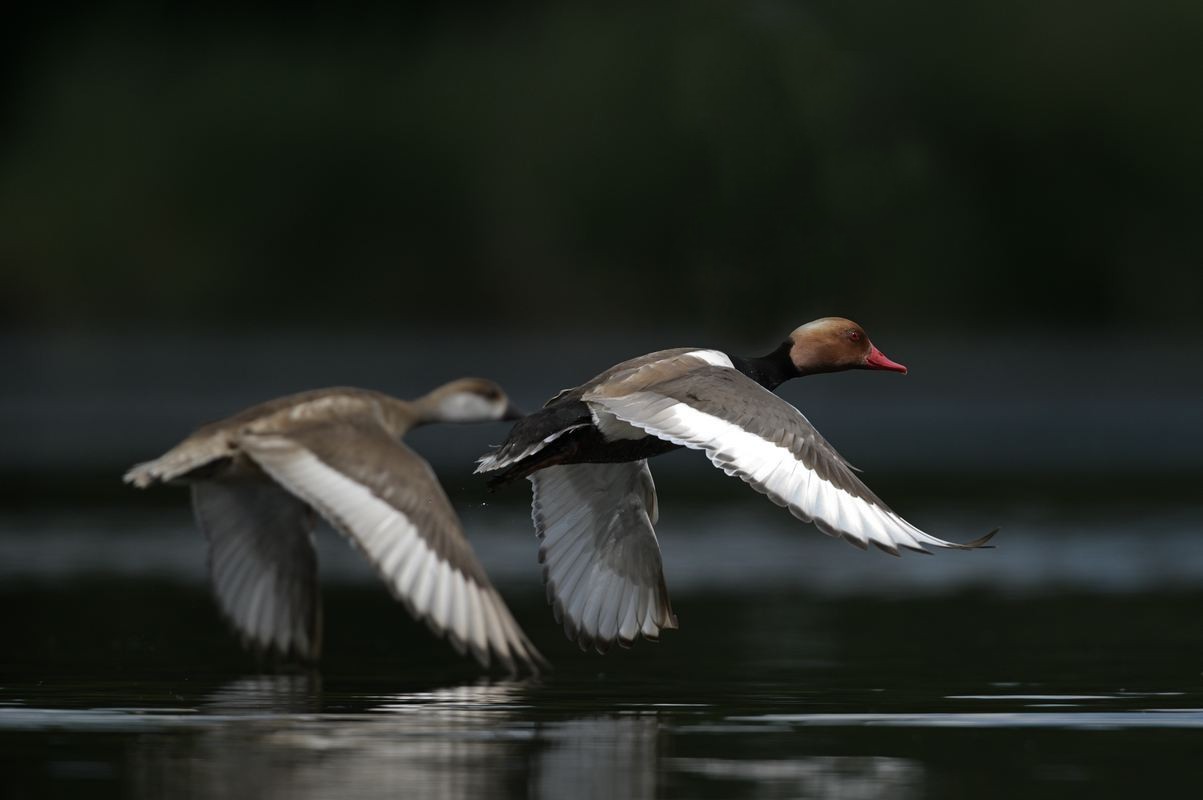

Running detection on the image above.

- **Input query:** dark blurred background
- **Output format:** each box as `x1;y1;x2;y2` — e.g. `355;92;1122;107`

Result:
4;12;1203;798
2;1;1201;494
5;0;1203;332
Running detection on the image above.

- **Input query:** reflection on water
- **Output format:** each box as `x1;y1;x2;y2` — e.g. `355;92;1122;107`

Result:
157;680;666;800
136;681;535;800
671;756;922;800
130;679;665;800
4;500;1203;798
731;711;1203;729
11;674;1203;799
533;716;660;800
9;677;934;800
202;673;323;714
7;666;1203;798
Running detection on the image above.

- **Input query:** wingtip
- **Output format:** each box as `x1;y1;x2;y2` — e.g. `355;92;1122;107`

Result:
527;644;553;674
965;527;1000;549
551;596;566;624
872;541;902;557
498;639;550;677
843;534;870;551
493;650;519;678
123;463;154;489
562;612;579;641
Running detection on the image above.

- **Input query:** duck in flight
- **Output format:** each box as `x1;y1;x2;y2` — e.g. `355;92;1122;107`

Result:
476;318;996;653
125;379;546;674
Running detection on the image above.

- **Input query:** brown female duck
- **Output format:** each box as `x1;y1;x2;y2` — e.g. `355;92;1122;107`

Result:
126;379;544;674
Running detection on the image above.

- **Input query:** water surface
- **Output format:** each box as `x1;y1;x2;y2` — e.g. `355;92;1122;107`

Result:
3;504;1202;798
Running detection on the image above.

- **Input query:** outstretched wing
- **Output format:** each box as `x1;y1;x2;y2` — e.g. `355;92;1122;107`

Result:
530;461;676;652
192;478;322;659
585;367;995;555
240;423;545;673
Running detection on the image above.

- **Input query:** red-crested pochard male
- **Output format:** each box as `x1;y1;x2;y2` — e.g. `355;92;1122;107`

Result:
125;379;546;674
476;318;995;653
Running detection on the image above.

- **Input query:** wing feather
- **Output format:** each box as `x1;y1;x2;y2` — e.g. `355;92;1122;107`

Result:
240;425;545;673
585;367;995;554
191;480;321;660
531;461;677;652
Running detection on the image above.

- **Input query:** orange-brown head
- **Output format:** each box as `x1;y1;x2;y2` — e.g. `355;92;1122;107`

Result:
787;317;908;376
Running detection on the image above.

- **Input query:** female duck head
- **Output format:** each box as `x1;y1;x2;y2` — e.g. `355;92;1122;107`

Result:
418;378;524;424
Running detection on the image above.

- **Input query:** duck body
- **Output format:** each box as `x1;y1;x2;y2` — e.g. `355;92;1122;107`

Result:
480;345;803;483
126;379;545;674
479;349;716;482
130;387;417;485
475;319;995;654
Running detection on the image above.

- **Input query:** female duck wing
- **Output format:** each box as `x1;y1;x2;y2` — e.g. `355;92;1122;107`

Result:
239;422;546;674
191;478;321;660
585;366;995;555
530;460;676;653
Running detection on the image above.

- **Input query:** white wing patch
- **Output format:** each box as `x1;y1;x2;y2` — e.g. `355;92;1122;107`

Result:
684;349;735;369
589;407;648;442
588;351;732;443
241;435;542;672
589;393;978;555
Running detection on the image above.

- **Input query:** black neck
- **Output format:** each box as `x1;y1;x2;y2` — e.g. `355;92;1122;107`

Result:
731;341;798;390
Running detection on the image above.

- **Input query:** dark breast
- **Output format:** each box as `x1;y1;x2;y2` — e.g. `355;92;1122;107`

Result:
486;398;679;485
568;427;680;464
499;399;592;452
506;397;681;461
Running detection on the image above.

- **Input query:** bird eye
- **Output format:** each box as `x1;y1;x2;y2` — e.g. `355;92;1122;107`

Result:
848;331;862;342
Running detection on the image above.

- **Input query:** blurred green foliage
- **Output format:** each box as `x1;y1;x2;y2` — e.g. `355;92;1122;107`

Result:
2;1;1201;333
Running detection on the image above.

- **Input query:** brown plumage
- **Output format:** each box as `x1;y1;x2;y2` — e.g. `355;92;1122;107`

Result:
125;379;545;674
